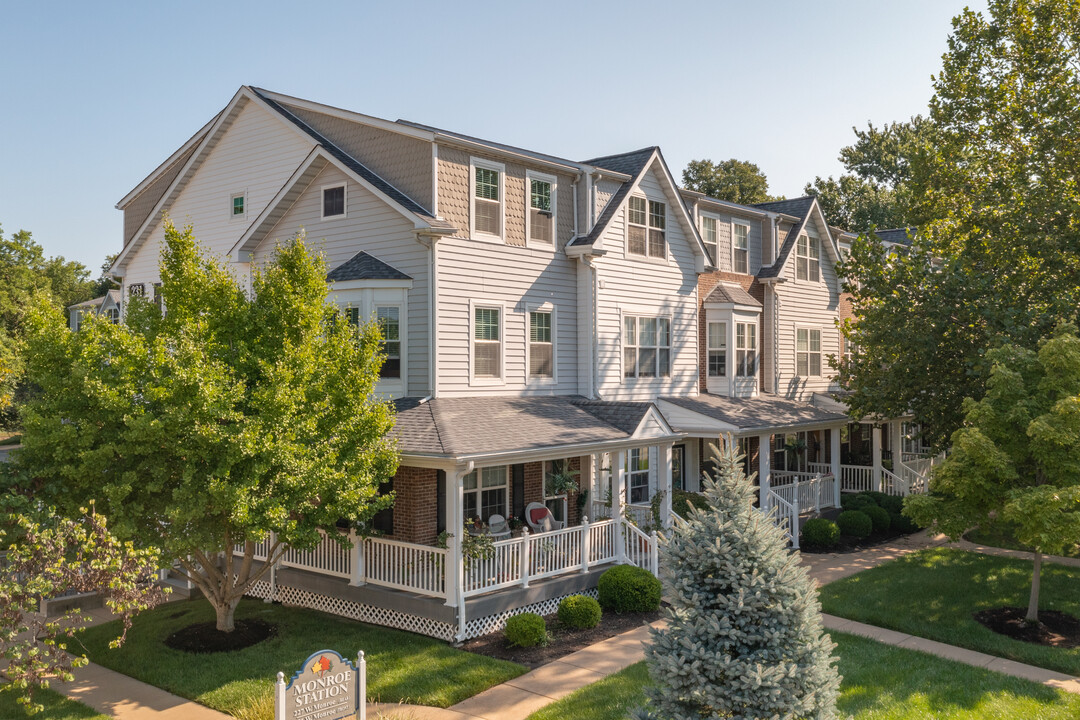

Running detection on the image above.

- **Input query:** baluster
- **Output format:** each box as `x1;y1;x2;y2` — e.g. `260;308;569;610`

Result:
520;530;531;589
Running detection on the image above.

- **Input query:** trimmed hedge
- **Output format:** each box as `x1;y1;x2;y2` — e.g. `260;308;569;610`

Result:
837;510;873;538
891;511;919;534
801;518;840;549
598;565;662;613
557;594;602;629
505;612;547;647
841;494;877;512
863;505;891;534
672;490;710;518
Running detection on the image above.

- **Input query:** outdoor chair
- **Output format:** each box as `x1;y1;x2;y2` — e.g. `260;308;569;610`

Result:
525;502;564;533
487;514;511;539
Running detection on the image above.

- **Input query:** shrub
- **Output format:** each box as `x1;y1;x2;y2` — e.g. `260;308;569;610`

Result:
864;491;903;514
504;612;547;648
890;512;919;534
801;518;840;548
863;505;891;534
671;489;710;518
557;594;602;629
598;565;662;613
862;491;890;506
841;493;876;512
837;510;873;538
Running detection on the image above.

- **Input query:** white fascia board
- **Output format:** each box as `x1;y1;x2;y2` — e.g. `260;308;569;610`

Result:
678;190;772;220
434;134;586;177
115;113;220;209
648;153;712;266
444;434;686;467
329;278;413;290
254;88;436;142
703;302;764;314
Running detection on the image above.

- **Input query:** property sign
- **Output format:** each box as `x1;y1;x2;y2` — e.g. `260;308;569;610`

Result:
274;649;366;720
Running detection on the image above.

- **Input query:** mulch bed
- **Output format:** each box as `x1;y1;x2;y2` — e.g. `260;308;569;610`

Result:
461;609;662;668
164;618;277;653
800;528;911;554
974;607;1080;648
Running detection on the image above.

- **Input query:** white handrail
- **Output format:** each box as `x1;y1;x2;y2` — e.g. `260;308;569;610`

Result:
281;530;353;579
765;489;799;549
364;536;447;598
622;521;654;570
840;465;874;493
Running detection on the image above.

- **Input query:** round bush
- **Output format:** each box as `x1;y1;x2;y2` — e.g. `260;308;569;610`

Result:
504;612;547;648
557;594;602;629
841;493;876;512
672;489;710;518
880;495;905;514
837;510;873;539
890;512;919;534
597;565;662;613
863;505;891;534
801;518;840;548
863;491;890;506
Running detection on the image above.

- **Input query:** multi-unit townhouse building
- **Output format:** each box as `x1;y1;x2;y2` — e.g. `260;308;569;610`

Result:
107;86;930;641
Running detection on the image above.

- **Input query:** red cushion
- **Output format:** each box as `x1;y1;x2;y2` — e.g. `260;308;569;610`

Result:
529;507;548;524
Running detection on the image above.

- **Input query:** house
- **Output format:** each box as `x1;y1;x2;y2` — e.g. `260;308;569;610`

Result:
67;289;121;330
110;86;933;641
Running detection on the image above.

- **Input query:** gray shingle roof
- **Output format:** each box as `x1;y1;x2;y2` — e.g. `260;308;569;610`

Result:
703;283;762;308
326;251;411;282
391;396;667;457
660;393;848;433
875;227;916;246
753;196;818;280
567;148;657;249
251;88;454;231
752;196;816;219
395;120;583;171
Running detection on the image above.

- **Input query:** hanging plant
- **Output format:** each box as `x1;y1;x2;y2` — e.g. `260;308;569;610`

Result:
545;467;580;497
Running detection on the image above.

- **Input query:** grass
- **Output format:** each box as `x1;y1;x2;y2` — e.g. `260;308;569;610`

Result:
0;687;109;720
965;523;1080;559
525;632;1080;720
819;548;1080;676
77;598;525;720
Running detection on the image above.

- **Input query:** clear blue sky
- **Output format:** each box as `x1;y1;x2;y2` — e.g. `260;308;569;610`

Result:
1;0;982;272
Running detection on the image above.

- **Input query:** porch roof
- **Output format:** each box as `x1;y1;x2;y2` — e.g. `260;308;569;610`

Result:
392;395;677;462
657;393;849;435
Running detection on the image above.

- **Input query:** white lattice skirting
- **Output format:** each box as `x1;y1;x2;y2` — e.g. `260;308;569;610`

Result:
461;588;600;640
245;580;457;641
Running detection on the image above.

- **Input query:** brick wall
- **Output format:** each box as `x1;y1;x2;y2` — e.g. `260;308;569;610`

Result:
697;271;766;393
513;457;586;527
391;465;439;546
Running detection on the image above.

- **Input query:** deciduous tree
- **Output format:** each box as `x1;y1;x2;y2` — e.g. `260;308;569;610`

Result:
682;158;777;205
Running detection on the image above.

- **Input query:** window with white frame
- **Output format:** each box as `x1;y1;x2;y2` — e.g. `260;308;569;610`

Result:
623;316;671;378
463;466;508;523
626;448;650;504
733;222;749;274
736;322;757;377
527;173;555;245
796;234;820;281
231;192;245;218
529;310;553;379
322;184;346;218
544;458;574;522
627;196;666;259
701;216;717;264
707;321;727;377
473;306;502;379
376;306;401;379
796;328;822;376
472;161;503;238
106;308;119;324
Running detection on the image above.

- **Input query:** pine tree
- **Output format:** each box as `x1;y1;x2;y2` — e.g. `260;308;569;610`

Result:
640;439;841;719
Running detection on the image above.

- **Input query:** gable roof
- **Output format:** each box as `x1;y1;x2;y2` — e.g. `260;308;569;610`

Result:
396;119;587;175
752;196;816;219
875;227;916;246
567;148;657;248
703;283;762;308
753;196;842;281
659;393;848;434
326;251;411;282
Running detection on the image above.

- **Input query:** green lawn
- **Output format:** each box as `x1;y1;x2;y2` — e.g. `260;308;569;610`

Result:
77;598;525;720
965;524;1080;559
819;548;1080;675
0;687;108;720
526;633;1080;720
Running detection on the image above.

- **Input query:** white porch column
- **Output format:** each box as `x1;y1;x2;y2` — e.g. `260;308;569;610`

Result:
660;442;674;528
592;452;604;513
444;466;466;608
872;426;883;492
614;449;627;563
758;433;772;508
830;426;842;507
890;421;903;467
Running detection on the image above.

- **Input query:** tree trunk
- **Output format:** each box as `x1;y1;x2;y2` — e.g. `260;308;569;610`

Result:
214;597;240;632
1026;551;1042;623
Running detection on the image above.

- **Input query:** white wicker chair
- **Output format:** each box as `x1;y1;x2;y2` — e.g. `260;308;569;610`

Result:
487;514;511;539
525;502;564;533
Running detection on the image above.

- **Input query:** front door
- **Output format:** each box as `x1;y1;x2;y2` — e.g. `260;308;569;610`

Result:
672;444;686;491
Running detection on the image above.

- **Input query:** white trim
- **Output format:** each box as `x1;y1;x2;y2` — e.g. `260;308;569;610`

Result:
254;88;437;142
525;302;557;386
374;302;407;393
525;170;558;250
699;212;719;268
469;299;506;386
329;278;413;291
621;312;674;380
624;193;669;263
469;157;506;243
320;181;348;220
115;113;220;208
731;220;751;275
432;143;439;217
229;189;248;221
795;326;823;378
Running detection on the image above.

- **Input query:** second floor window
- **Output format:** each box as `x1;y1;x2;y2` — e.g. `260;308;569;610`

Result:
529;176;554;245
733;223;749;274
626;448;650;504
628;197;666;259
708;322;726;377
529;310;553;378
736;322;757;377
702;216;717;265
797;328;822;376
473;165;501;237
376;306;401;379
323;184;346;218
474;306;501;378
796;234;820;281
624;316;671;378
231;193;245;217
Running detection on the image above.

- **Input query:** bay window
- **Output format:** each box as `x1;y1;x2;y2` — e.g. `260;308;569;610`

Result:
708;321;727;377
736;322;757;377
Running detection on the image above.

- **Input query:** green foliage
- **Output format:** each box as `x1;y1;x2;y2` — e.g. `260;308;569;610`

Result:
889;512;918;534
837;510;873;539
504;613;547;648
801;518;841;549
670;489;709;518
16;221;398;632
863;505;891;534
867;492;903;514
681;158;778;205
557;594;602;629
597;565;662;614
804;174;906;233
842;494;877;512
641;438;840;719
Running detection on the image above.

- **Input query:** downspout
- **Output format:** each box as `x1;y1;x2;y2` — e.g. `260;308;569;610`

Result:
592;257;601;399
429;238;439;398
586;172;594;228
572;177;579;235
773;287;781;397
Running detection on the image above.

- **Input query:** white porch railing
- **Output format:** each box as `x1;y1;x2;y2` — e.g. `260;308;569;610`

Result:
281;530;353;579
770;472;837;512
807;462;831;476
764;489;799;549
364;536;447;597
623;522;658;574
625;503;655;528
880;467;909;496
840;465;875;493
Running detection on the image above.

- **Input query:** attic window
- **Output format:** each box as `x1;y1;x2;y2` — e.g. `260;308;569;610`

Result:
796;234;820;281
322;184;346;219
627;196;666;259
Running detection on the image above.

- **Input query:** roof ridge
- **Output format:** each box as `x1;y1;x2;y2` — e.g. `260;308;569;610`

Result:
582;146;657;165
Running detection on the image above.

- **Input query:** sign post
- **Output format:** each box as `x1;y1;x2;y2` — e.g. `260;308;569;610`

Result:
274;648;366;720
